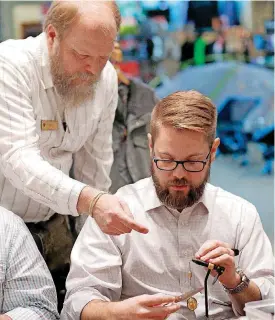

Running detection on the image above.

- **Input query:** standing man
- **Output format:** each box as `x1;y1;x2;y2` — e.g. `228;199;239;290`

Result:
0;0;148;299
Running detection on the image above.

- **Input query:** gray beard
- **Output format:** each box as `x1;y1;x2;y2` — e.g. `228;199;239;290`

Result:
56;81;97;108
151;164;210;211
50;51;98;107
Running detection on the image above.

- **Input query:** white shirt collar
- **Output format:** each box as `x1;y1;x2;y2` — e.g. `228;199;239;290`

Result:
38;33;54;90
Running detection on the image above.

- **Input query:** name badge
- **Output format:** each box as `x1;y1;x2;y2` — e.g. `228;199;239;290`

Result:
41;120;58;131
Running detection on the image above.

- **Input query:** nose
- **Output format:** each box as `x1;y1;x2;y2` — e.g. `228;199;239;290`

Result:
84;57;101;75
172;163;188;180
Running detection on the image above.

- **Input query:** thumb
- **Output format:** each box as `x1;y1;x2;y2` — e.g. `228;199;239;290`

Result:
119;199;134;219
119;200;149;234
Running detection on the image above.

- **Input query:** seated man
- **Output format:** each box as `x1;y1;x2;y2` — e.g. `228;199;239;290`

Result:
0;207;59;319
61;90;274;320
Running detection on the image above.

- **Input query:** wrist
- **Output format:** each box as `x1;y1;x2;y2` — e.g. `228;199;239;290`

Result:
223;269;250;294
107;301;129;320
81;300;118;320
89;192;108;217
221;273;241;289
106;302;120;320
77;186;99;214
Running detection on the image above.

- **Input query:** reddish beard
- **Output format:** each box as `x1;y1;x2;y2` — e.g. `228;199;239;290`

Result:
151;164;210;211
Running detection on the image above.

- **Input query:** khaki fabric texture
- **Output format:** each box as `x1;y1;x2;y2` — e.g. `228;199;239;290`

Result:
27;214;74;271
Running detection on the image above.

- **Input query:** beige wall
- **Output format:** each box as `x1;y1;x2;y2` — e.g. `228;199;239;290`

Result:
0;1;47;40
251;1;274;33
13;4;42;38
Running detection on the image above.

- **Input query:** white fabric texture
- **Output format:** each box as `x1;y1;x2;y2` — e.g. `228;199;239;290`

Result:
61;177;274;319
0;206;59;319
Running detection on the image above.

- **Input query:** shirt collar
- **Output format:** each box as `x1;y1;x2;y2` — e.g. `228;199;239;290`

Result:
39;33;54;90
142;178;163;212
143;177;211;215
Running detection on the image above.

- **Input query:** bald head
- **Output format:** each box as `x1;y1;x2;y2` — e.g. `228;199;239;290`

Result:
44;0;121;38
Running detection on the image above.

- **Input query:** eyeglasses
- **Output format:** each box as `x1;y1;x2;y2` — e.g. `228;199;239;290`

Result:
153;149;211;173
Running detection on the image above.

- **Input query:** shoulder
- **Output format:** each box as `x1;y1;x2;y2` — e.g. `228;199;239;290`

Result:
0;207;27;239
209;183;256;208
0;37;40;85
131;78;156;95
115;178;156;213
116;177;151;197
205;183;258;220
0;37;37;67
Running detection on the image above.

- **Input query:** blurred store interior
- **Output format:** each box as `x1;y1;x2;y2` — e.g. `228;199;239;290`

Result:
0;0;274;245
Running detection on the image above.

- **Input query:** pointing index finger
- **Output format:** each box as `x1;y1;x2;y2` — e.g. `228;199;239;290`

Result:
121;216;149;234
119;200;149;234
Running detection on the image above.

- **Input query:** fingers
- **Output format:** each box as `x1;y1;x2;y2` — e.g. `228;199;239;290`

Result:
195;240;231;260
208;253;234;267
119;200;149;234
94;195;149;235
104;227;127;236
99;212;148;235
119;200;133;218
147;303;181;318
139;295;180;319
139;294;176;307
121;216;149;234
199;246;234;262
106;212;148;235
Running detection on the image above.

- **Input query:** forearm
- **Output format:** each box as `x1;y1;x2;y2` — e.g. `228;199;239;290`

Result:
2;148;86;216
0;315;12;320
81;300;118;320
229;280;261;316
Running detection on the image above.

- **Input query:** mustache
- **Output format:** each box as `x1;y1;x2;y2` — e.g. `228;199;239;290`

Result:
168;179;189;187
68;72;97;82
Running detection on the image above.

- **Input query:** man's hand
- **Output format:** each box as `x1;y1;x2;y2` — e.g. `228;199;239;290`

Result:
81;295;181;320
77;187;149;235
0;316;12;320
92;194;149;235
195;240;240;288
111;294;180;320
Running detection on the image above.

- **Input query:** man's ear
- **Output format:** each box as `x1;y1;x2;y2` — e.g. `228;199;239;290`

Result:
46;24;58;48
148;133;153;158
210;138;220;163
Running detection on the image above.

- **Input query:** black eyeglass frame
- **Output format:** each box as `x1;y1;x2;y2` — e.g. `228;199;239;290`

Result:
153;149;212;173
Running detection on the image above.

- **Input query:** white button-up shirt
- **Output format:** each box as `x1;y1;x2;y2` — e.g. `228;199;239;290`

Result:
0;206;59;319
0;33;118;222
61;177;274;320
